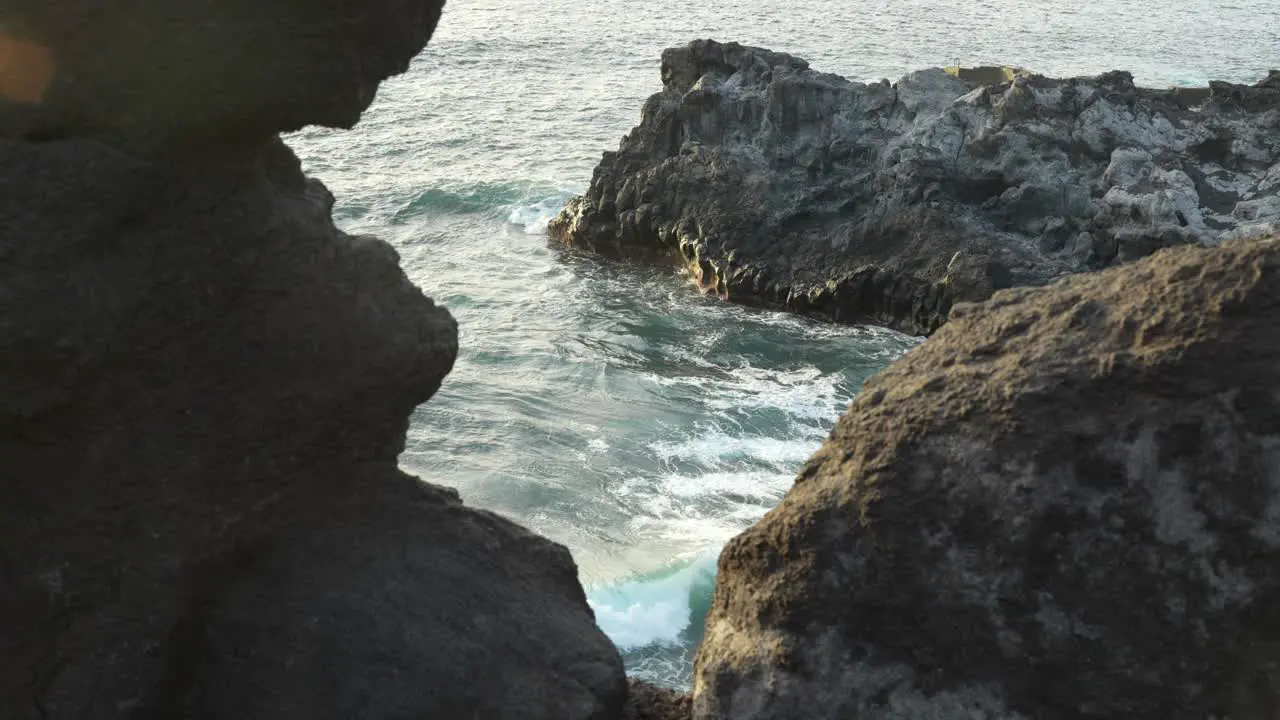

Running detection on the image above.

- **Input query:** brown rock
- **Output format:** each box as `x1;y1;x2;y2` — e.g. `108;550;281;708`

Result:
626;679;692;720
694;238;1280;718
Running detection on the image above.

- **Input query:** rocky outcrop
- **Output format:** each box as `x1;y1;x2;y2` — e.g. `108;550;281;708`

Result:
0;0;446;141
0;3;625;718
625;680;692;720
693;237;1280;718
551;40;1280;335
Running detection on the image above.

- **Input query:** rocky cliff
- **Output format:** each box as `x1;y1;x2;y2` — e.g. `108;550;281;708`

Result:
693;237;1280;718
0;2;625;718
552;40;1280;335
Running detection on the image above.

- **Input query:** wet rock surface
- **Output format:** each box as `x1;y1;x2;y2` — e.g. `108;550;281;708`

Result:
553;39;1280;335
0;2;625;718
692;237;1280;719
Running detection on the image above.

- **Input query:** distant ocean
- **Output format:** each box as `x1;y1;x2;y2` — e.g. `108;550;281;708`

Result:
287;0;1279;688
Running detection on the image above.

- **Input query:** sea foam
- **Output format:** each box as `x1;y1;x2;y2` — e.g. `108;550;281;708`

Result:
587;549;719;649
509;193;576;235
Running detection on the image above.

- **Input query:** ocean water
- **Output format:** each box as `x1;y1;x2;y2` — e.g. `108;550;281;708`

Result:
286;0;1278;688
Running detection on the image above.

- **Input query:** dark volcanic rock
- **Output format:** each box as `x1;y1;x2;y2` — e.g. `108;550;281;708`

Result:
552;40;1280;335
0;0;445;142
170;474;622;720
692;237;1280;719
0;2;625;718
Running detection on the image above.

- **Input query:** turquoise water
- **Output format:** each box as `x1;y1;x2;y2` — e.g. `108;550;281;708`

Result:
287;0;1278;688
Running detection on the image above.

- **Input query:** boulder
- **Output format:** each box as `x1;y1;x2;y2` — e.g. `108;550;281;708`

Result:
0;1;626;718
552;39;1280;335
694;237;1280;718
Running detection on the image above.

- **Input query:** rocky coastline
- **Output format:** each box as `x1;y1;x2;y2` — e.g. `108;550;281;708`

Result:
551;39;1280;335
4;8;1279;720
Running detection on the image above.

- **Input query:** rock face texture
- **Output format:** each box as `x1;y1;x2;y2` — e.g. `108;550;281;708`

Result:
624;679;692;720
693;237;1280;719
0;0;447;141
0;3;625;719
552;40;1280;335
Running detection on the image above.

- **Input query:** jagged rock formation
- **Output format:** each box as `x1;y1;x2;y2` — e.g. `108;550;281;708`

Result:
552;40;1280;335
692;237;1280;719
0;2;625;718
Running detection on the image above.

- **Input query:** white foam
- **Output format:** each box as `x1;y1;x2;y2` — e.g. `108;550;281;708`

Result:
651;469;790;501
651;361;848;424
649;430;819;469
587;550;719;649
612;468;792;560
508;194;573;235
625;365;834;546
624;510;775;545
720;364;840;409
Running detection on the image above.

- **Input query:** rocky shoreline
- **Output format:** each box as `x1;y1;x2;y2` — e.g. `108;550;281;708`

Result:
4;8;1279;720
551;40;1280;335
